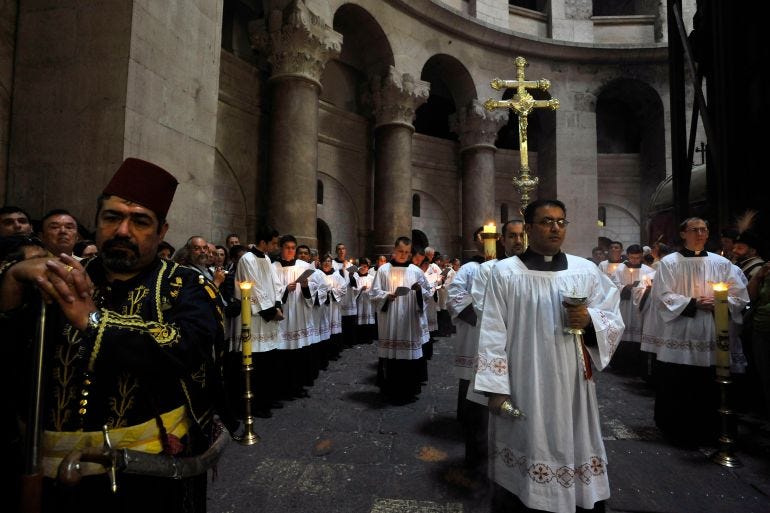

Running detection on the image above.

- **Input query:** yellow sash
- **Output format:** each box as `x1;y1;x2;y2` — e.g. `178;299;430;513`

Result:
42;406;190;478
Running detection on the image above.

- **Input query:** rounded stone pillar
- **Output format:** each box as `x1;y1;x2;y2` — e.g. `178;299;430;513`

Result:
267;77;321;246
451;101;508;260
251;1;341;248
369;68;429;257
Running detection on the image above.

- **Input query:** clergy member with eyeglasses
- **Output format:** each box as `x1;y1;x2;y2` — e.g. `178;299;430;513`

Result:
648;217;748;446
474;198;624;513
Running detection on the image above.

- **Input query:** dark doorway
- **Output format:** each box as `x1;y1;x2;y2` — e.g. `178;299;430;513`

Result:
412;229;429;251
317;218;331;256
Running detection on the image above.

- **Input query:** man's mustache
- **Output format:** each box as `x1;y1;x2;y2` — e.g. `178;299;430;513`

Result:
102;237;139;254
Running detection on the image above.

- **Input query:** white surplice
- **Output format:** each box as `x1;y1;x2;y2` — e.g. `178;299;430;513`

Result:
637;272;663;355
425;262;442;332
273;259;320;349
370;263;431;360
332;259;358;317
649;251;748;366
474;255;624;513
321;270;347;336
597;260;622;280
446;261;481;380
355;272;376;325
233;251;282;352
310;269;330;341
438;268;455;311
611;262;655;342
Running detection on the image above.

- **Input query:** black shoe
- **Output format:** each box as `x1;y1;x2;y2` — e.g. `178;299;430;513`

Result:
270;401;284;409
294;389;310;398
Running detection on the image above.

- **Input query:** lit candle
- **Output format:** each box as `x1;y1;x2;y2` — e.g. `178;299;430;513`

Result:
239;281;253;365
712;282;730;376
481;222;497;260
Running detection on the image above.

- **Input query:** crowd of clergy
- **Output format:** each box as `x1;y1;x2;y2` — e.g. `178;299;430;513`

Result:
2;199;768;513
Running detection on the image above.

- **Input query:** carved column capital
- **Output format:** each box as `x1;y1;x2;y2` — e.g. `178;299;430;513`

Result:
250;0;342;86
451;100;508;152
367;66;430;130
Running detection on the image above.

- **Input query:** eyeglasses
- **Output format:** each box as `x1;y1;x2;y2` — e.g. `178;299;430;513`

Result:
685;227;708;234
536;218;570;229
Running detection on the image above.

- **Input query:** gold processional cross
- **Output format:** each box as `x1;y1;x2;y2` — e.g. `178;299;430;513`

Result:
483;56;559;210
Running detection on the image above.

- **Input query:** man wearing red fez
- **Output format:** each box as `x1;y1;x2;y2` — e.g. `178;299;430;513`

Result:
1;158;231;513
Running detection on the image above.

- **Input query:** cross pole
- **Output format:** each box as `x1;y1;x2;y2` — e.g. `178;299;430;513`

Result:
483;56;559;210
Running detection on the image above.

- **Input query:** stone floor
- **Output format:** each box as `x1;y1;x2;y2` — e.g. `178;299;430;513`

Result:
207;337;770;513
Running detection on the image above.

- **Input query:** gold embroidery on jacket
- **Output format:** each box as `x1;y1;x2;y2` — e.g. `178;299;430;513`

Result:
125;285;150;316
51;329;80;431
107;372;138;428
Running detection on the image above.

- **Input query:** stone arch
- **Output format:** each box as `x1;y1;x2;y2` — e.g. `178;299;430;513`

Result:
322;4;394;114
414;54;477;140
598;201;641;249
332;4;394;76
595;78;666;244
412;229;429;250
212;149;249;248
412;188;456;256
317;218;332;257
316;172;361;256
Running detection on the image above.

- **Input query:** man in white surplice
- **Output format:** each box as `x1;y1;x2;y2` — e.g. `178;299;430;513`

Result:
609;244;655;373
474;199;624;513
448;219;526;478
649;217;748;445
273;235;320;398
370;236;432;402
233;226;284;416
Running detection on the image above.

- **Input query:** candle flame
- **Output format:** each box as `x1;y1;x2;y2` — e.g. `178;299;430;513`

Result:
238;281;253;290
482;222;496;233
711;282;729;292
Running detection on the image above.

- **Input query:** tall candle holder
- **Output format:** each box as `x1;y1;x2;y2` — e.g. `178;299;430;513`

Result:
235;281;260;446
710;282;740;467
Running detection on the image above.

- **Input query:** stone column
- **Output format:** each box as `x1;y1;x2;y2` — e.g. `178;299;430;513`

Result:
548;0;593;43
369;67;429;257
251;2;341;248
451;100;507;261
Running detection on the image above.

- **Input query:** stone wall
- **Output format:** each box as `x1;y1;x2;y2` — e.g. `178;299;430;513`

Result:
412;134;460;256
8;0;133;224
124;0;224;247
317;101;370;256
6;0;223;247
597;153;642;248
213;50;262;247
470;0;510;29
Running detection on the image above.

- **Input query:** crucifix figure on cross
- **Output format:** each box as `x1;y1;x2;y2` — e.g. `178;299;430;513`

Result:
483;56;559;209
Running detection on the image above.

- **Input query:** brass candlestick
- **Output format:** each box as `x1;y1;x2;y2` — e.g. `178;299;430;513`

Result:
235;282;260;446
711;283;740;467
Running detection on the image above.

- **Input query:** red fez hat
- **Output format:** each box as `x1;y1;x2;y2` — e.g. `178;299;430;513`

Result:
102;158;178;220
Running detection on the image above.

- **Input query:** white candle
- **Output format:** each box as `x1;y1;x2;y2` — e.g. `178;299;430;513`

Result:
712;282;729;376
482;222;497;259
239;281;253;364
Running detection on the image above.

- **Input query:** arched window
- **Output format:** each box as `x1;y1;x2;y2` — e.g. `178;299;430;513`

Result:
500;203;509;224
317;180;324;205
412;194;421;217
598;206;607;227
